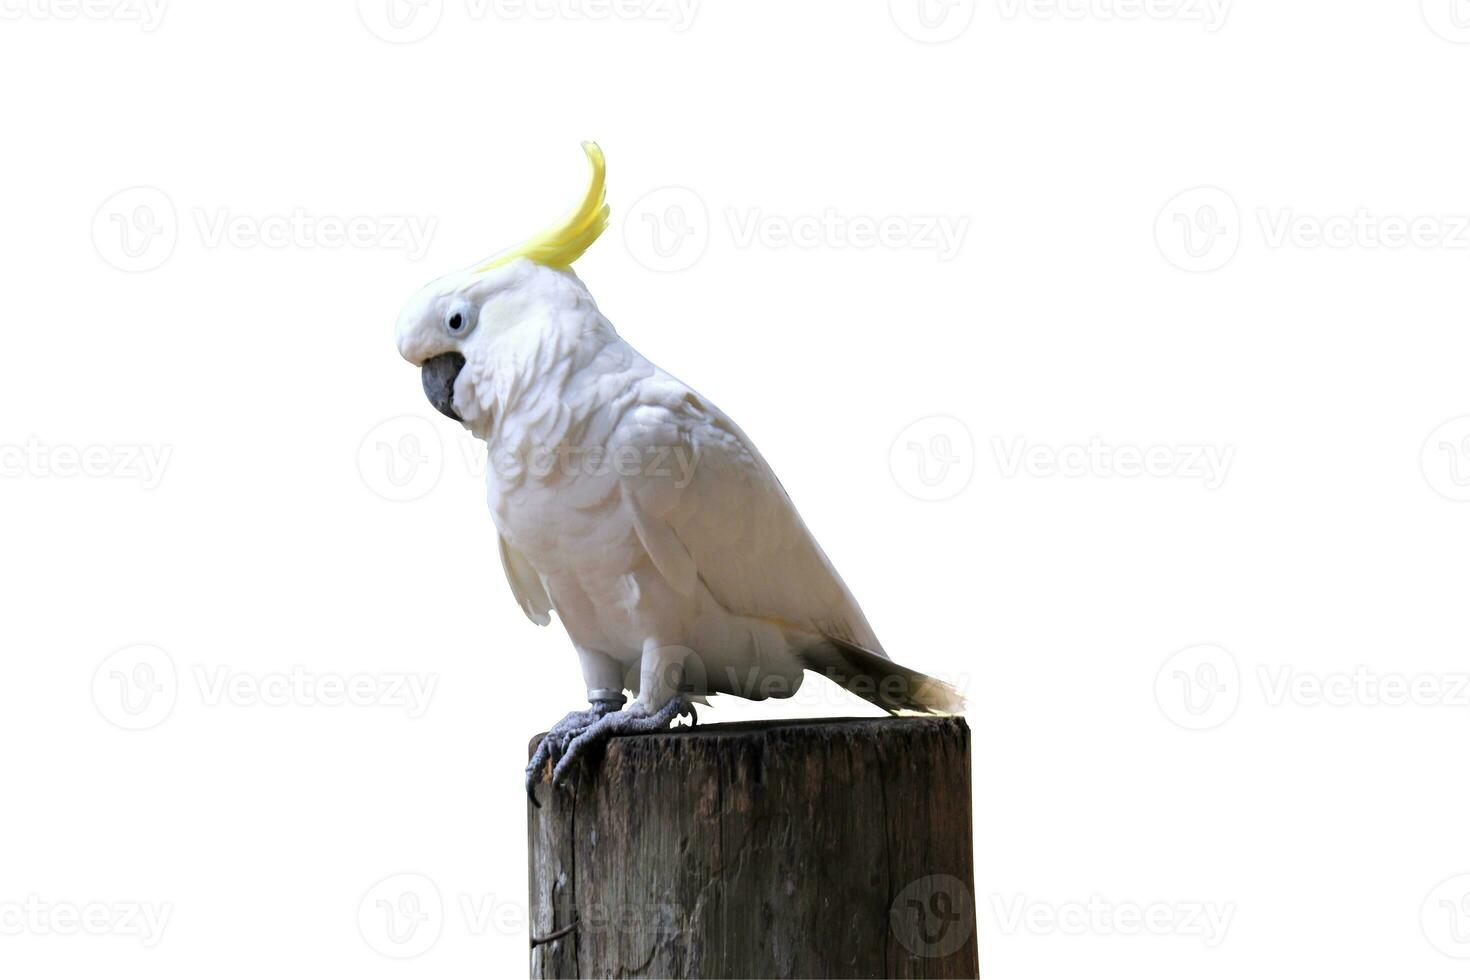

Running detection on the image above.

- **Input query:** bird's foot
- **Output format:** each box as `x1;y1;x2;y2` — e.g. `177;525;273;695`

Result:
547;697;697;792
526;701;622;807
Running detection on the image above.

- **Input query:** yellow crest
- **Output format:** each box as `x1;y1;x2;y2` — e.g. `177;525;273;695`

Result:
477;142;609;272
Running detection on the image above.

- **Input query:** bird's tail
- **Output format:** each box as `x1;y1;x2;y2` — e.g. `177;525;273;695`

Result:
802;635;965;715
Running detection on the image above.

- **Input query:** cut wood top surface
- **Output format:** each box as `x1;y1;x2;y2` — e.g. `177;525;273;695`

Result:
530;714;969;750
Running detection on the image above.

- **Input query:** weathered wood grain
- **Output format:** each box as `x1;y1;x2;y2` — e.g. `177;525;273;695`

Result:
528;717;977;979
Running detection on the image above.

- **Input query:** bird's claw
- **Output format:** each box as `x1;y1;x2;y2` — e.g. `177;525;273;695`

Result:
525;702;620;808
547;695;696;790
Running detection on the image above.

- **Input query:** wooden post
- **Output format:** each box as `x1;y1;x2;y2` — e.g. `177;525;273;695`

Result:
527;716;978;979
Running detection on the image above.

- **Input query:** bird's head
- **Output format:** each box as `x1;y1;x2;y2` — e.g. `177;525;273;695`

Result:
395;141;610;426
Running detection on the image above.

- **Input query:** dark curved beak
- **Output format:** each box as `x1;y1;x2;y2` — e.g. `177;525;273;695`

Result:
421;352;466;422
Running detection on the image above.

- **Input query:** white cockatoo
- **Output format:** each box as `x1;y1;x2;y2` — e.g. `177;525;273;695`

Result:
395;144;961;803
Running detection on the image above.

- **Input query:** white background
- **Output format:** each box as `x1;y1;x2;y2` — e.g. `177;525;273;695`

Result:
2;1;1469;977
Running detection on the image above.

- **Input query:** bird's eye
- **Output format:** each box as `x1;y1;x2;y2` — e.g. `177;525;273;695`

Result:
443;303;477;337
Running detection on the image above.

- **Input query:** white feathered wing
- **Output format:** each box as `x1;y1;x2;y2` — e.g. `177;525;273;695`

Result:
611;380;963;715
